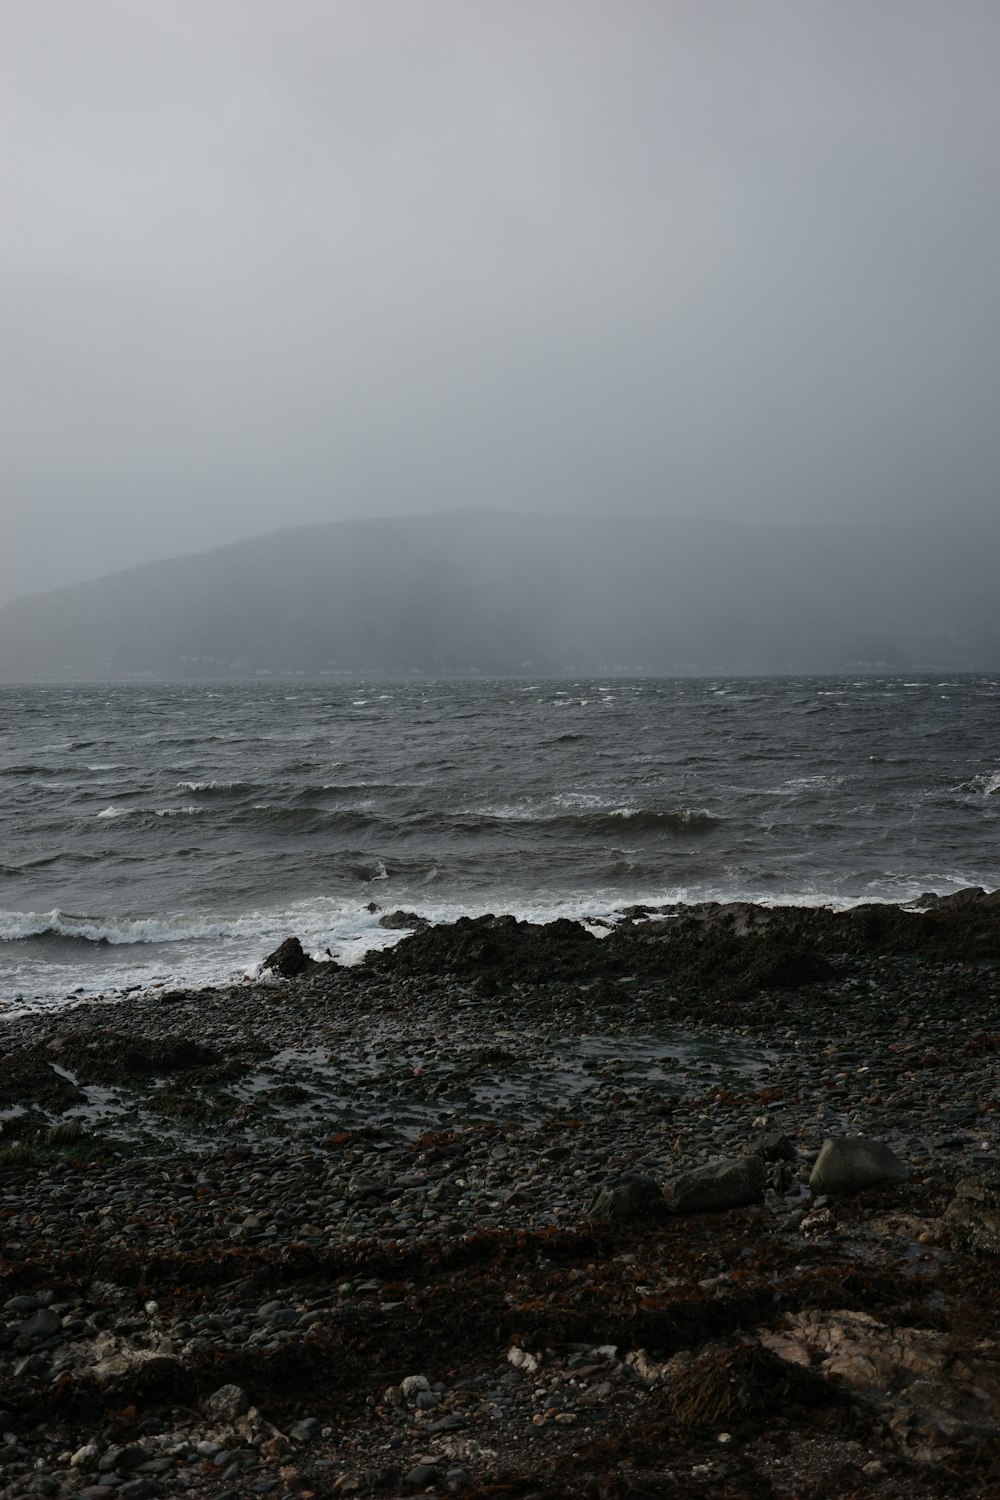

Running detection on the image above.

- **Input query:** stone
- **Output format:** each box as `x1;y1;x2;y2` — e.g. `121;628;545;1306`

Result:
947;1169;1000;1254
118;1482;159;1500
203;1384;250;1421
15;1307;62;1344
662;1154;766;1212
809;1137;908;1193
289;1418;320;1442
589;1175;665;1223
261;937;315;977
749;1130;797;1162
400;1374;431;1399
4;1295;40;1315
404;1463;439;1489
378;910;428;930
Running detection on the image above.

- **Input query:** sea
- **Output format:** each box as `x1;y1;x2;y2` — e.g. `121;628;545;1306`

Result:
1;675;998;1015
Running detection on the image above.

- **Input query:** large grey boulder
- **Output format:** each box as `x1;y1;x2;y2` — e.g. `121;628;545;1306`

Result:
946;1169;1000;1255
809;1137;908;1194
662;1155;766;1212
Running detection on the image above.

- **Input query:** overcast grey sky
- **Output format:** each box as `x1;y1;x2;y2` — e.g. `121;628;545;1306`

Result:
2;1;999;605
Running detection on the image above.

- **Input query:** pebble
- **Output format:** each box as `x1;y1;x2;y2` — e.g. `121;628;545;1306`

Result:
0;948;997;1497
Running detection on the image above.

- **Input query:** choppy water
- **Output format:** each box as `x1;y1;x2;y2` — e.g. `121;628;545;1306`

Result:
1;675;998;1010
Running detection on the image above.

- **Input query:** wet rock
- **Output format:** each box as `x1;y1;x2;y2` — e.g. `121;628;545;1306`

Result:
58;1032;224;1081
118;1481;159;1500
749;1130;797;1162
367;913;604;983
947;1168;1000;1254
378;910;428;930
261;936;317;977
589;1175;665;1223
0;1048;85;1113
14;1308;63;1346
662;1154;766;1212
404;1463;439;1489
99;1444;147;1472
289;1418;320;1442
809;1137;908;1193
4;1295;40;1315
400;1374;431;1400
71;1441;100;1469
203;1383;250;1421
91;1349;191;1404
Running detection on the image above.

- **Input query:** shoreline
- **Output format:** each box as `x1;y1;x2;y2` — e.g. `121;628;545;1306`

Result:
2;896;1000;1496
5;882;997;1021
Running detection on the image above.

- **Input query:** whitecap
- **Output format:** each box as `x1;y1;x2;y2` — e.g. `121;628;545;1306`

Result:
176;779;244;792
0;907;270;946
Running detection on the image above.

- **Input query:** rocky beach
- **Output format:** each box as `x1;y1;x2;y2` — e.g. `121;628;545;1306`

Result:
2;893;1000;1499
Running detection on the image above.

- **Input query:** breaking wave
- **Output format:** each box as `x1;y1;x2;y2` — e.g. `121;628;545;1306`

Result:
461;807;720;836
960;771;1000;796
176;779;259;795
97;805;206;821
0;908;261;946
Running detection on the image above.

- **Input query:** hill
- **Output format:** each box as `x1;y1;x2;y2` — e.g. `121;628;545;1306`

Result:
0;510;997;679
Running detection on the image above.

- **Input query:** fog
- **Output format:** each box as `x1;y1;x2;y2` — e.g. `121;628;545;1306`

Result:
3;1;999;606
3;510;998;680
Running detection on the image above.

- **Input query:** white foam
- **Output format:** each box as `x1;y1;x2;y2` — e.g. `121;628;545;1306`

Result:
3;868;993;1019
177;779;246;792
0;907;268;945
96;806;128;819
955;771;1000;796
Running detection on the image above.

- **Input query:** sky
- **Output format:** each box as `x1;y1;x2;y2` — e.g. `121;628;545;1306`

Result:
2;1;999;606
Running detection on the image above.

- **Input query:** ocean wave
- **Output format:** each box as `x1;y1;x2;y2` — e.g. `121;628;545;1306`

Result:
250;803;381;833
0;908;261;946
96;803;207;822
958;771;1000;796
176;779;257;794
438;806;720;836
552;808;719;836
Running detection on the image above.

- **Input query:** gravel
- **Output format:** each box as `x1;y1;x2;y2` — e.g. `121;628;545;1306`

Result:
1;923;1000;1497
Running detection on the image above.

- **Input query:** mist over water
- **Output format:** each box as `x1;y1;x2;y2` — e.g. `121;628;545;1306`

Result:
1;676;998;1011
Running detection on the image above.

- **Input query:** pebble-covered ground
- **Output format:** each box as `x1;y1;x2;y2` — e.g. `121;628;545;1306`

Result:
2;902;1000;1499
